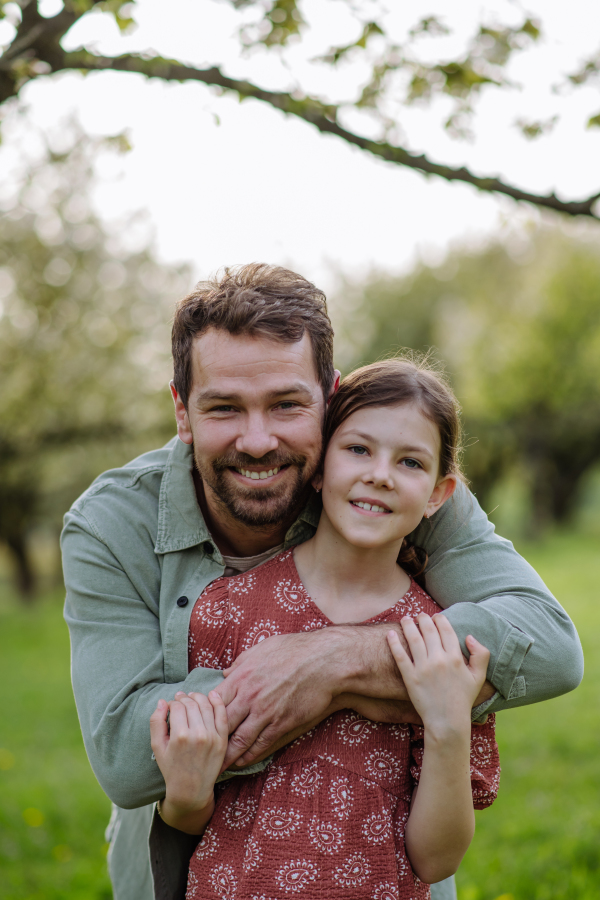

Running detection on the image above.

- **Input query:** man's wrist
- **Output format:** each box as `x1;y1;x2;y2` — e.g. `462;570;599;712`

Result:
324;623;409;701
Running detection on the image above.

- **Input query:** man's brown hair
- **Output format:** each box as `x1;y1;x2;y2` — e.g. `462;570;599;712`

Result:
172;263;335;407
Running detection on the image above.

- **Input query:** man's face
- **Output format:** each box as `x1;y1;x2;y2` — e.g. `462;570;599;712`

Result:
172;329;332;528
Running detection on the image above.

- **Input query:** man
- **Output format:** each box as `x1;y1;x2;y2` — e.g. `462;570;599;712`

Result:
62;263;583;900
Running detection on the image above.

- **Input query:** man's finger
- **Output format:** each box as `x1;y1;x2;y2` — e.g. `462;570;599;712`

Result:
221;718;267;769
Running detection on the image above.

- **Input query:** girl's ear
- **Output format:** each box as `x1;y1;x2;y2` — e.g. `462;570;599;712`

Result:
425;474;457;518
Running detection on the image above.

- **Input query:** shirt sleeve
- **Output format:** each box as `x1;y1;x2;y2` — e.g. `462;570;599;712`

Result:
409;715;500;810
408;483;583;714
62;504;268;811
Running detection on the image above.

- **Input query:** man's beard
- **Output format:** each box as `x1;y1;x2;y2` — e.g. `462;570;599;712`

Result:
194;448;316;528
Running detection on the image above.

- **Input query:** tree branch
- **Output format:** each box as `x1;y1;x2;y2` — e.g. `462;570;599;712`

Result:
2;5;599;220
55;51;600;219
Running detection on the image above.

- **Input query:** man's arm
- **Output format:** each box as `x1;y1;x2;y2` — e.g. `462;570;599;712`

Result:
218;484;582;765
414;482;583;709
62;505;258;810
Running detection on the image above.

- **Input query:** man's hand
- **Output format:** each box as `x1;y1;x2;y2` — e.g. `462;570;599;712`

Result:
215;623;413;769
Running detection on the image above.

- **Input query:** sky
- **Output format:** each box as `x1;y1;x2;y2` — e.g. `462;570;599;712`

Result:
1;0;600;293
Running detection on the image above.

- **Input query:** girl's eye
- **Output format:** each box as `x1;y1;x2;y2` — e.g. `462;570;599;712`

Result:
349;445;368;455
402;458;421;469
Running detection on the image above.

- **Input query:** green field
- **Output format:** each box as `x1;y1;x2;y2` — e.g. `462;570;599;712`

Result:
0;531;598;899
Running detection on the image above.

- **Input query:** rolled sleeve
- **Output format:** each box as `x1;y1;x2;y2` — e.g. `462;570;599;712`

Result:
410;483;584;710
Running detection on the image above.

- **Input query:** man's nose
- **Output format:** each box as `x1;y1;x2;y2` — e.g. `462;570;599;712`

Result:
235;414;279;458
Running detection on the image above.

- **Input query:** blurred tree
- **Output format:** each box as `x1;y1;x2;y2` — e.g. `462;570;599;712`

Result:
0;1;599;218
333;228;600;532
0;121;190;598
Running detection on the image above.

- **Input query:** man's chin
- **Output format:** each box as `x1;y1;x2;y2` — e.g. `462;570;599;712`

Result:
221;495;301;529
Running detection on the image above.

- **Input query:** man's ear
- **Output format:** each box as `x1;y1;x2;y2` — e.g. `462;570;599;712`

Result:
425;474;457;518
327;370;342;405
170;381;193;445
311;473;323;492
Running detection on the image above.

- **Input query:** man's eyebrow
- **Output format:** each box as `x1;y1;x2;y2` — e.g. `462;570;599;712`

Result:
195;383;315;404
344;430;435;459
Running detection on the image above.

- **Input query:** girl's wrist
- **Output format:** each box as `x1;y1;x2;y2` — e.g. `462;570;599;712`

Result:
159;793;215;835
422;717;472;748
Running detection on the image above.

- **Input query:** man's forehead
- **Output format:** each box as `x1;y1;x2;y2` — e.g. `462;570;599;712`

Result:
191;328;320;391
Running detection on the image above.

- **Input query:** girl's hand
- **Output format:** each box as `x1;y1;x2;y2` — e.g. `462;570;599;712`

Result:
150;690;228;834
387;614;489;740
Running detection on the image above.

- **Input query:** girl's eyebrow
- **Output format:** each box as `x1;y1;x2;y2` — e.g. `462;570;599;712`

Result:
342;430;435;460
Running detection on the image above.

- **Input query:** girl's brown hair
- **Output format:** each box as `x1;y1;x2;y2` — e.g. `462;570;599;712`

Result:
323;354;464;581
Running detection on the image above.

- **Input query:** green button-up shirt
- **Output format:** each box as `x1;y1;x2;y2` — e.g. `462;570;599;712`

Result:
62;437;583;900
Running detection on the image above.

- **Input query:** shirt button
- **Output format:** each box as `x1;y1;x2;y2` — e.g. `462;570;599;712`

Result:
176;596;189;608
203;541;213;555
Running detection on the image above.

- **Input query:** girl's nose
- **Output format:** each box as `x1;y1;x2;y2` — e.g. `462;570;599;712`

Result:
362;459;394;490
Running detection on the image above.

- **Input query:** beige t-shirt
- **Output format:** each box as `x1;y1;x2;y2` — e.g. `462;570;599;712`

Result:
222;543;285;578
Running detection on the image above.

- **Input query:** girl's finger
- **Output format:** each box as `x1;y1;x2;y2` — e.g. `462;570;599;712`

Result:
465;635;491;685
208;691;229;740
149;698;169;754
387;629;412;668
415;613;443;656
432;613;462;656
177;694;209;736
167;698;192;736
187;692;217;734
400;616;427;666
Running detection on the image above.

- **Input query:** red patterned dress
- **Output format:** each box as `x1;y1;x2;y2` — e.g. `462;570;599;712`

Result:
187;549;500;900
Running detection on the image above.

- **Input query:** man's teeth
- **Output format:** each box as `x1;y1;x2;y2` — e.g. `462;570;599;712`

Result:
237;467;280;479
353;501;389;513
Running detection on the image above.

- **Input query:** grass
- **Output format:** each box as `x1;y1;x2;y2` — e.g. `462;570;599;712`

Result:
0;584;112;900
0;530;598;899
457;531;600;900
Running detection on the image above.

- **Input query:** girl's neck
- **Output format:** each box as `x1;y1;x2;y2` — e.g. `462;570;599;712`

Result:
293;513;411;624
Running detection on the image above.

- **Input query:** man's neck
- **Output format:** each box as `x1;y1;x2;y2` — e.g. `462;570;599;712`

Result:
193;469;297;557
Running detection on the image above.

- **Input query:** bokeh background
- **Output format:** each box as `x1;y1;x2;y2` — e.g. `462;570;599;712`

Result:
1;2;600;898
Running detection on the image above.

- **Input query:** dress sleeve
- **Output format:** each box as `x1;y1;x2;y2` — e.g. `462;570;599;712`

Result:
188;577;232;672
409;715;500;810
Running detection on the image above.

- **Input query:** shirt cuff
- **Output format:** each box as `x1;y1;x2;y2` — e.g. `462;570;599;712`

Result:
471;692;498;724
216;757;271;783
441;602;534;700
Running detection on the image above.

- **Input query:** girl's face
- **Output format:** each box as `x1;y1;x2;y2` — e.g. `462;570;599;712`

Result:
317;402;457;552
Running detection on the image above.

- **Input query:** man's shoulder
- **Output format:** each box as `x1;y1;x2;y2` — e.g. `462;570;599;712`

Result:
65;438;181;537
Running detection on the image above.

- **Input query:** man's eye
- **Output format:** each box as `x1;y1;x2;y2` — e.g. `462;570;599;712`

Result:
212;405;235;412
349;445;368;455
402;458;421;469
277;401;297;410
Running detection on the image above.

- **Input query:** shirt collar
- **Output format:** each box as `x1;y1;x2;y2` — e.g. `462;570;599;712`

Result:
155;439;212;554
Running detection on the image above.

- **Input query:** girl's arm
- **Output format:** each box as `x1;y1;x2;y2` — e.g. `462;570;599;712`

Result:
149;690;228;835
388;615;490;884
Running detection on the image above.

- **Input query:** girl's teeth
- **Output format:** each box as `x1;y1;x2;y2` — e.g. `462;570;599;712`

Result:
354;501;387;513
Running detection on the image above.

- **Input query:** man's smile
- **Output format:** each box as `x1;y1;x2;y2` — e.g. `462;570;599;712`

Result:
231;465;290;484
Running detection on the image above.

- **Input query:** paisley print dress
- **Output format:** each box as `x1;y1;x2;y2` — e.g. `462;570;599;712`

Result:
187;549;500;900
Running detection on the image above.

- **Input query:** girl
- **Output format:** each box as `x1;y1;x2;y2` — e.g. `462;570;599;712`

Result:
150;357;500;900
